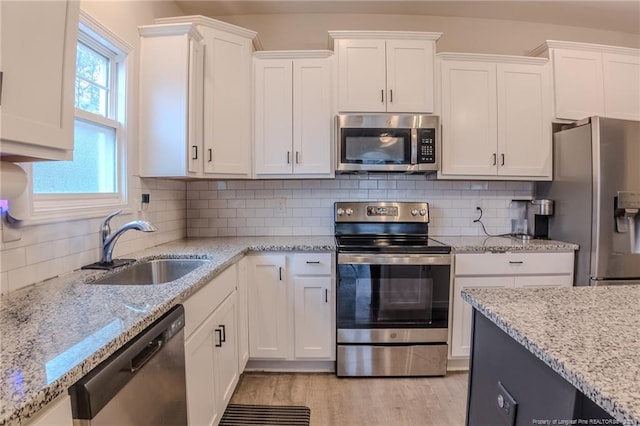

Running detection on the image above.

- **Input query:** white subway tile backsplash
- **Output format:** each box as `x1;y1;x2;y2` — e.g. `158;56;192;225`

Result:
186;175;533;238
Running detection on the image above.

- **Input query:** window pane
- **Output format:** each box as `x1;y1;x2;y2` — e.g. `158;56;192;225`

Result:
75;42;109;116
33;120;117;193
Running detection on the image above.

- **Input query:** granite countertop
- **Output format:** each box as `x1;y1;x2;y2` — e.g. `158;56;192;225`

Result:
0;236;334;425
462;286;640;425
438;235;579;252
0;234;576;425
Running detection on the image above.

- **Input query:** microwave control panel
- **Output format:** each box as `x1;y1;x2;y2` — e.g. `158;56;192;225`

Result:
418;129;436;164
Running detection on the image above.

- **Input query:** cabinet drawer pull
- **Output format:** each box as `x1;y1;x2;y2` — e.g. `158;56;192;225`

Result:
215;329;223;347
279;266;283;281
501;153;505;166
192;145;198;160
287;151;291;164
306;261;320;264
296;151;300;164
509;261;524;264
325;289;328;303
381;89;384;103
492;153;497;166
208;148;212;162
389;89;393;103
219;324;226;343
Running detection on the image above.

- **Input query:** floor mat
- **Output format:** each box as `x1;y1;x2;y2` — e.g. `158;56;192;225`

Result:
220;404;311;426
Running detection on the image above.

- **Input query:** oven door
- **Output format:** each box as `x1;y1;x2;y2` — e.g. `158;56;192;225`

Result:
337;253;451;334
337;126;415;172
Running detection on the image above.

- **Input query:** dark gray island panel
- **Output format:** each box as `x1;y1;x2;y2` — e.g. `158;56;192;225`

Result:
466;310;615;425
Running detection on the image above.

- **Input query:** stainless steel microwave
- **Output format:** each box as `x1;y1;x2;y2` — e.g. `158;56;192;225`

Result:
336;114;440;173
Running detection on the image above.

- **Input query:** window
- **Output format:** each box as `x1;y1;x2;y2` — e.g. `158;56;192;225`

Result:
30;12;131;219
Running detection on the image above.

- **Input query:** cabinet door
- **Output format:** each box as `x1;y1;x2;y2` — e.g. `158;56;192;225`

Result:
602;53;640;120
440;60;498;176
293;276;332;358
212;292;239;414
497;62;552;178
254;59;293;175
185;313;220;426
202;28;252;176
552;49;604;120
187;38;205;175
26;395;72;426
248;255;289;358
1;0;79;161
292;58;332;175
236;258;250;371
451;276;513;358
386;40;434;113
336;39;387;112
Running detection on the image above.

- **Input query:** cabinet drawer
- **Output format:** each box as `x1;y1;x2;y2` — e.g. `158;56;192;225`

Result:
291;253;333;275
183;264;237;339
455;252;574;276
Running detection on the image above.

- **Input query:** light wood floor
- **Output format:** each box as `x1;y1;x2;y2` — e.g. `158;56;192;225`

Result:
229;371;469;426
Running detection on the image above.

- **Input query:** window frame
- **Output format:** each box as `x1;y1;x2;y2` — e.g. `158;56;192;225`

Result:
25;10;134;224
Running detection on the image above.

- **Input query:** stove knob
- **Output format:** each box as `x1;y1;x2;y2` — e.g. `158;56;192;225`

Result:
345;208;353;216
411;209;418;216
420;209;427;216
337;208;345;216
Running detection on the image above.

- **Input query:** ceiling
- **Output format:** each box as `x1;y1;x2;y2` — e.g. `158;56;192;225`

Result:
174;1;640;34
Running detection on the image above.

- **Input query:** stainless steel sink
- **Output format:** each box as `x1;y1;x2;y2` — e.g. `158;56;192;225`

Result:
90;258;210;285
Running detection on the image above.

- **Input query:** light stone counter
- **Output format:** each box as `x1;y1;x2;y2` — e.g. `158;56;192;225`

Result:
0;234;577;424
462;286;640;425
0;236;334;425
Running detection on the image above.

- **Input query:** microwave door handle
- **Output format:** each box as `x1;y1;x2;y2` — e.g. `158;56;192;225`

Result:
411;129;418;165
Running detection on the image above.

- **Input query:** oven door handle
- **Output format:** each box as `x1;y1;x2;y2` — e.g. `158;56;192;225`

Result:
338;253;451;265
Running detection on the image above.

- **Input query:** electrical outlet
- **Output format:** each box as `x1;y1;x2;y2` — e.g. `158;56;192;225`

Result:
276;197;287;213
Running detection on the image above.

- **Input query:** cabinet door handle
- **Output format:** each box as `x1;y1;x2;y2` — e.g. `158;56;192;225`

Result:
219;324;226;343
509;261;524;264
306;261;320;264
325;289;328;303
389;89;393;103
492;153;497;166
215;329;223;347
0;72;3;106
295;151;300;164
191;145;198;160
208;148;212;162
287;151;291;164
279;266;283;281
501;153;505;166
381;89;384;103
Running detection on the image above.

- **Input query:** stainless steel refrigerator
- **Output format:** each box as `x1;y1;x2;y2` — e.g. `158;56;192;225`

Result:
536;116;640;286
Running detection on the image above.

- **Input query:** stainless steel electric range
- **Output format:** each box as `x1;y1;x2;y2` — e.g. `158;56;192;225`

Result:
335;201;451;377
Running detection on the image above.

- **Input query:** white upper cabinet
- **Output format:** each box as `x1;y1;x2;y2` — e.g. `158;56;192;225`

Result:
254;52;333;177
1;0;79;161
156;16;257;178
139;24;204;178
530;41;640;121
438;53;552;180
330;31;441;113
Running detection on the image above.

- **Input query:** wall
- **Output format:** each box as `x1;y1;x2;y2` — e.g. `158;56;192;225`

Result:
186;176;533;237
0;1;186;294
217;13;640;53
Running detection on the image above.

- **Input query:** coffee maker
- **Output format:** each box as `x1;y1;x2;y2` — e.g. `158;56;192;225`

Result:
510;199;554;239
528;199;554;239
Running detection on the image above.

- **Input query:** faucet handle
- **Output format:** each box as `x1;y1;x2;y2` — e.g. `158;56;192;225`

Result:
100;210;122;244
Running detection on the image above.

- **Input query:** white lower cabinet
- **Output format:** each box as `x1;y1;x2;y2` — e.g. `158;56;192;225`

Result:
183;264;240;426
26;395;72;426
451;252;575;361
248;252;335;362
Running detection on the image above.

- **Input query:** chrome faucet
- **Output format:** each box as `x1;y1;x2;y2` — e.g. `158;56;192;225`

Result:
100;210;157;264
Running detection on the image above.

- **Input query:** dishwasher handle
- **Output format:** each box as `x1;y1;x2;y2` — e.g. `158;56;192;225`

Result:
129;338;163;373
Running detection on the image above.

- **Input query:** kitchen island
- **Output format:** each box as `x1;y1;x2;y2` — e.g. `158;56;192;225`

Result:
463;285;640;425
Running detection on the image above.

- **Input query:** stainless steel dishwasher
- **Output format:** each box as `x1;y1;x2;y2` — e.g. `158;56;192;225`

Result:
69;305;187;425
